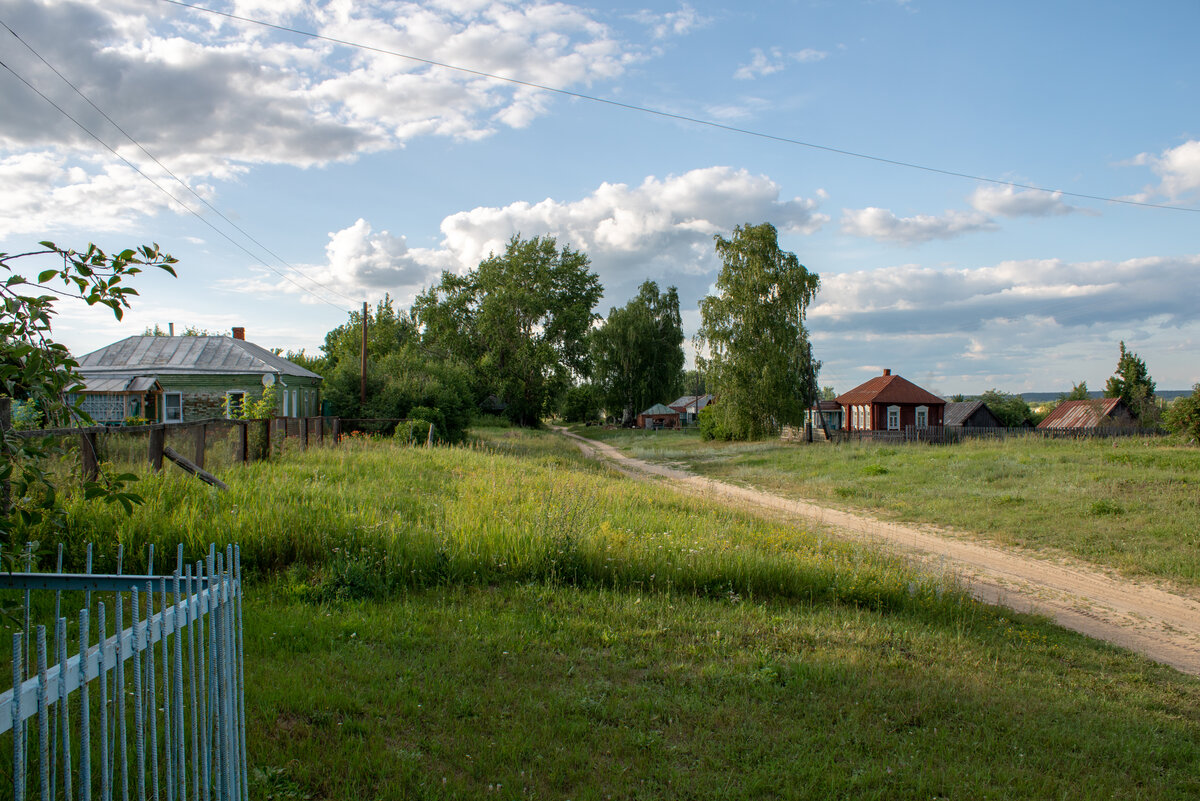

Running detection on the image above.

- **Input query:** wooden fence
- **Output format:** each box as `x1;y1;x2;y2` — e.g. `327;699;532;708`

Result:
783;424;1162;445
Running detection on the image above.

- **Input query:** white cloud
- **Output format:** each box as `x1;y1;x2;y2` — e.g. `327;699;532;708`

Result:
224;167;827;308
840;206;996;244
809;254;1200;392
632;3;709;40
0;0;642;235
969;185;1074;217
734;46;827;80
1132;139;1200;199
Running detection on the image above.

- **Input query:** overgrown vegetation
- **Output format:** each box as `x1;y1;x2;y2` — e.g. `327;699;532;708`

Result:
9;425;1200;798
577;426;1200;586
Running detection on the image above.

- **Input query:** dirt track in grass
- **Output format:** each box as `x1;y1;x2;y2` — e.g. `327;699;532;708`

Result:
554;426;1200;676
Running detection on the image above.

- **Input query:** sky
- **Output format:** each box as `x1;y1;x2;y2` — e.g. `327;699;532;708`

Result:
2;0;1198;395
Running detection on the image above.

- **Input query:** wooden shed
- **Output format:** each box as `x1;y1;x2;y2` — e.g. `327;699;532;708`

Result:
636;403;681;430
1036;398;1134;430
943;400;1002;428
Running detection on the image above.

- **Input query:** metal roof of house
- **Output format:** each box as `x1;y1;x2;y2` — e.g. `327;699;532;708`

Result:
944;400;990;427
667;394;714;411
1036;398;1125;429
77;375;161;394
836;372;945;407
76;336;322;380
641;403;679;416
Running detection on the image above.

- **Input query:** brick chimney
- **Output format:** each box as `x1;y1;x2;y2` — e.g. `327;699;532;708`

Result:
232;327;245;341
883;368;891;376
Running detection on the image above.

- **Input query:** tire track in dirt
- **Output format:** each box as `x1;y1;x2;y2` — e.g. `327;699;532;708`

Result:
555;427;1200;676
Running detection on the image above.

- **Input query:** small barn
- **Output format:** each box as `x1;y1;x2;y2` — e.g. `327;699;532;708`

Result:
836;369;945;432
74;329;322;424
1036;398;1134;430
943;400;1003;428
636;403;681;430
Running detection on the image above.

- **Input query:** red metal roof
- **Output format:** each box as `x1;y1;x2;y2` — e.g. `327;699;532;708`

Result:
1036;398;1125;429
836;372;945;406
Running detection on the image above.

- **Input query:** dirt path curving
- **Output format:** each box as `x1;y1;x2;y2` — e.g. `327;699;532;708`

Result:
554;427;1200;676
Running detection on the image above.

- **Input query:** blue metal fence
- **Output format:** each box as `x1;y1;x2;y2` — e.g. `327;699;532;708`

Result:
0;542;247;800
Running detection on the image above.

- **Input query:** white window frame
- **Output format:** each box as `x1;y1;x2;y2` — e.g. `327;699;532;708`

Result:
887;405;900;431
163;392;183;424
226;390;247;419
915;405;928;429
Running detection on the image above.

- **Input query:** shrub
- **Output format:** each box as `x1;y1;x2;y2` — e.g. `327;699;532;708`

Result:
698;405;732;441
1164;384;1200;443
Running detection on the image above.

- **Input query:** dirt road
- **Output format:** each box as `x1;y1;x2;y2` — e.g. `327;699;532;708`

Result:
555;427;1200;676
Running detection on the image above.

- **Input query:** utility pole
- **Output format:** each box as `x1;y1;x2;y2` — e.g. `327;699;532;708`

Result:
360;301;368;405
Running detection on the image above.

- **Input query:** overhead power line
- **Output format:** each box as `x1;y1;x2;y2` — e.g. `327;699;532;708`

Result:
159;0;1200;215
0;20;358;312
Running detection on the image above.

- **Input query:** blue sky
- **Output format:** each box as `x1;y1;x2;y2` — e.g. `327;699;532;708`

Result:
2;0;1198;395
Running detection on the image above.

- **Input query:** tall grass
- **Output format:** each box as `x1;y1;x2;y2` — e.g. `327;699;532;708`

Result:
14;428;960;618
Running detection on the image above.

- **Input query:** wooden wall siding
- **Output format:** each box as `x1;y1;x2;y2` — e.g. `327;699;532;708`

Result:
153;374;322;422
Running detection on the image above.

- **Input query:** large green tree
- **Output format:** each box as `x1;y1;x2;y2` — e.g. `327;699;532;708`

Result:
694;223;820;439
1104;341;1156;420
590;280;685;425
979;389;1037;427
318;296;474;441
414;236;602;426
1164;384;1200;442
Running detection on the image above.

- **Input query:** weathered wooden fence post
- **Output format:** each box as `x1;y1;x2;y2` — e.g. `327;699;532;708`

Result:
80;430;100;483
238;422;249;463
299;418;308;451
333;417;341;444
148;425;165;472
193;424;206;470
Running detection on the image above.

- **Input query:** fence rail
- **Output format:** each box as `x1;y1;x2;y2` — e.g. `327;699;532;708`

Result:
782;423;1162;444
0;542;247;801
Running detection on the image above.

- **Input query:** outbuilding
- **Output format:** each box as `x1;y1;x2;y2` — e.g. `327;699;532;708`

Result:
636;403;681;430
943;400;1003;429
1036;398;1134;430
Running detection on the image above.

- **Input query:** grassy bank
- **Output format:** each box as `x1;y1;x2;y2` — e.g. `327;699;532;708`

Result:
576;426;1200;587
8;426;1200;798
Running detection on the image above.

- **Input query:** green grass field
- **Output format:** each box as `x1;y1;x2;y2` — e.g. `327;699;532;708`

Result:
575;426;1200;587
7;424;1200;799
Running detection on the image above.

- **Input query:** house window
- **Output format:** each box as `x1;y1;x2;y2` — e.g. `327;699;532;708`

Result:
164;392;183;423
226;391;246;418
887;405;900;431
76;394;126;423
915;405;928;429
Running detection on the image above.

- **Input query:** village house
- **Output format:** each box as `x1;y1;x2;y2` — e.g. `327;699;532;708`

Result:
1036;398;1134;430
804;400;845;432
836;369;945;432
667;394;715;425
74;328;322;424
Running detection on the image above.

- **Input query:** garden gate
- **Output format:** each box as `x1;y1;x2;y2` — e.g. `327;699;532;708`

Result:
0;542;247;800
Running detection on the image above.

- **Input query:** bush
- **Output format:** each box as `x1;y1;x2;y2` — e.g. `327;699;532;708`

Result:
1164;384;1200;443
698;405;732;441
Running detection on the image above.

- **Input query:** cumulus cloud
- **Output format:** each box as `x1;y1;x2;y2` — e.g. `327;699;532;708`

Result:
225;167;827;307
1131;139;1200;199
809;255;1200;391
840;206;996;244
968;185;1074;217
0;0;642;234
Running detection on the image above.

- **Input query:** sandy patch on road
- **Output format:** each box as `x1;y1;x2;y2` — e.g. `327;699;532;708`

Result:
555;427;1200;676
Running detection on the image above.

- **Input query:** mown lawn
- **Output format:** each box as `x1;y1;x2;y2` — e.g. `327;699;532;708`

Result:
8;424;1200;799
575;426;1200;587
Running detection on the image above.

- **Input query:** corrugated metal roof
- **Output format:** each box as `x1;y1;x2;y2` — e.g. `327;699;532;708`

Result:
1037;398;1125;429
77;375;161;393
836;373;945;406
641;403;678;416
944;400;989;427
76;336;322;379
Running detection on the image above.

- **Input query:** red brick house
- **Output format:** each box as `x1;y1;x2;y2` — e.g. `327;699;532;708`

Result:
836;369;945;432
